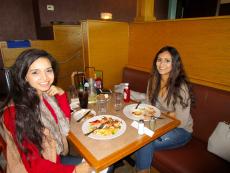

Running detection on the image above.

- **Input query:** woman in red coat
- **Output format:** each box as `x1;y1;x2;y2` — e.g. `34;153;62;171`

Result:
3;49;92;173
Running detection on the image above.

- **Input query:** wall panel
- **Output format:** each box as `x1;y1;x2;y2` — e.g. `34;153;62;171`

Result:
83;20;129;89
128;17;230;91
0;25;83;90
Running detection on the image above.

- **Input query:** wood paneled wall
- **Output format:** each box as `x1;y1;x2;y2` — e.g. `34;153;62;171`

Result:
0;25;83;90
128;17;230;91
82;20;129;89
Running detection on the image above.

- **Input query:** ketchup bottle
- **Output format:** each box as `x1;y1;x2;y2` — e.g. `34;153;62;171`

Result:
94;72;102;89
123;83;130;102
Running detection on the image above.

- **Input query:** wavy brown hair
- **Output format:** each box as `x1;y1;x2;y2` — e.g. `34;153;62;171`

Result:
10;49;58;156
148;46;194;109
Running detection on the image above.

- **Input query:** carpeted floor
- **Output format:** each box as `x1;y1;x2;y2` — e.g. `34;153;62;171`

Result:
114;160;135;173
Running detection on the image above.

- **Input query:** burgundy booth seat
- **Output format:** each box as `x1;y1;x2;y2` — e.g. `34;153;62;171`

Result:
122;67;230;173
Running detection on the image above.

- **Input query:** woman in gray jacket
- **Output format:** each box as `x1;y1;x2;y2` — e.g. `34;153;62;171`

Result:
135;46;194;173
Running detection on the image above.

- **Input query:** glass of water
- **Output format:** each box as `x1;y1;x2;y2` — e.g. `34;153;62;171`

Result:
114;92;123;111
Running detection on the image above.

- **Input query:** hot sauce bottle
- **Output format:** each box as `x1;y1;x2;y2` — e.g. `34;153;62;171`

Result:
123;83;130;102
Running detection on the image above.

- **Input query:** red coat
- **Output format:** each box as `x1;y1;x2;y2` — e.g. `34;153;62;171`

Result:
3;93;75;173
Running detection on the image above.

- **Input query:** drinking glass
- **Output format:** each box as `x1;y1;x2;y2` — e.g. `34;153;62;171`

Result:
78;90;88;108
96;95;108;114
114;92;123;111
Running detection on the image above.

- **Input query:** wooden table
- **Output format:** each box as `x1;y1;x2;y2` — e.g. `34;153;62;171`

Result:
68;100;180;172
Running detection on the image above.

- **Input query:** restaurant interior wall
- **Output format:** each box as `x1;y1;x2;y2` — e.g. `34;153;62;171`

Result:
0;0;36;41
1;0;225;41
0;25;83;90
82;20;129;89
0;0;136;41
128;16;230;91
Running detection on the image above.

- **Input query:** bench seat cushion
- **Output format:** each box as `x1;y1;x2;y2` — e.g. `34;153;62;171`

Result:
153;138;230;173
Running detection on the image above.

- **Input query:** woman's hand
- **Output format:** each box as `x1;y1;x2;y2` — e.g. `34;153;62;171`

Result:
166;112;176;118
46;85;64;96
74;162;93;173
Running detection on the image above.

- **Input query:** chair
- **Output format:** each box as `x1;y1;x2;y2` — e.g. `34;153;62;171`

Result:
0;68;12;111
0;133;6;173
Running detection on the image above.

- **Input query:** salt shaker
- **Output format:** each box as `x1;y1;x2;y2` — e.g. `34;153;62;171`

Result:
138;120;144;135
149;117;156;131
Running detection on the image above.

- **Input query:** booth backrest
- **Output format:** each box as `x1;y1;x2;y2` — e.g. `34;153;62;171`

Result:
122;67;230;144
191;84;230;143
122;67;150;93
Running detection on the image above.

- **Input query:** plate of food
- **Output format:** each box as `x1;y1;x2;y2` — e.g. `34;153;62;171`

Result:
123;103;161;121
82;115;126;140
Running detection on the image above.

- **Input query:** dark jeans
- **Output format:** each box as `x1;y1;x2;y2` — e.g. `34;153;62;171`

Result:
61;155;83;165
135;128;192;170
61;155;114;173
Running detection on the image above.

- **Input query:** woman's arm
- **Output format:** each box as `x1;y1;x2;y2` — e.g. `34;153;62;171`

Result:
174;85;193;132
3;106;75;173
55;92;71;119
46;85;71;119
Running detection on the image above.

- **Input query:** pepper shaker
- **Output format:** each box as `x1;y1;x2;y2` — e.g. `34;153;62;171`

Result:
138;119;144;135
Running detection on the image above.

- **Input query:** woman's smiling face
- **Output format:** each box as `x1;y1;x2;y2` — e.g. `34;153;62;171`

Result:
25;57;54;95
156;51;172;77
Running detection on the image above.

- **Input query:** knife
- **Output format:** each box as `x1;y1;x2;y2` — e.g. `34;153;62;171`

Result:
76;110;91;122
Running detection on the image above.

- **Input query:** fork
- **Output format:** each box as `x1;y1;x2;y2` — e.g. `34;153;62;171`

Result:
84;123;105;136
135;101;141;109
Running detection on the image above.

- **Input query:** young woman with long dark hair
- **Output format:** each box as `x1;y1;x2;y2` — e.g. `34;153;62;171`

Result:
3;49;92;173
135;46;194;173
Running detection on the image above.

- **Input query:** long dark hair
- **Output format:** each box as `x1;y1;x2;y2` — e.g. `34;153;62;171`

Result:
148;46;194;109
10;49;58;155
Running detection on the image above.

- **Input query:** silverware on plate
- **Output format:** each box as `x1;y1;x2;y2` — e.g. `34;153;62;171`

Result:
84;123;105;136
135;102;141;109
76;110;91;122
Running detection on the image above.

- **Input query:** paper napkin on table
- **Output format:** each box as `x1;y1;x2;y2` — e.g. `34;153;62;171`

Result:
81;159;108;173
130;90;146;102
131;121;154;137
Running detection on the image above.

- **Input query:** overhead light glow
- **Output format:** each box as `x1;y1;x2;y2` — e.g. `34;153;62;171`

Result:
100;12;112;20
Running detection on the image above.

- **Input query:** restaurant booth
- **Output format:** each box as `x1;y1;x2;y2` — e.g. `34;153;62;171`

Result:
1;15;230;173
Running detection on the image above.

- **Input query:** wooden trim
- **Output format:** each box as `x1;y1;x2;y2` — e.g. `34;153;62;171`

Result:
68;115;180;172
128;17;230;92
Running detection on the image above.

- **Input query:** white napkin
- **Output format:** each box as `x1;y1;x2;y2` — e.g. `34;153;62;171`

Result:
131;121;154;137
81;159;108;173
72;109;96;121
130;90;146;102
70;98;79;110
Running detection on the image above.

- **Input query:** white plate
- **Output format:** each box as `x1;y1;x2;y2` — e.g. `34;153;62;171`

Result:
82;115;126;140
72;109;96;121
123;103;161;121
